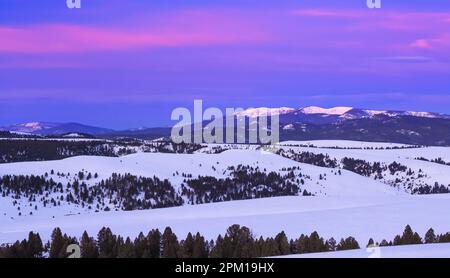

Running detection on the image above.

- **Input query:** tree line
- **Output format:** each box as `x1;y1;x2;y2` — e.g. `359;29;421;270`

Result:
2;224;449;258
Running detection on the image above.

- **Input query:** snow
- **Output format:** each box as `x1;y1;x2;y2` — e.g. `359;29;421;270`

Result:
0;138;108;142
0;139;449;258
235;107;295;117
62;133;84;138
300;106;353;115
404;111;437;118
0;149;402;199
282;124;295;131
2;194;450;246
1;122;57;133
278;140;450;193
275;243;450;258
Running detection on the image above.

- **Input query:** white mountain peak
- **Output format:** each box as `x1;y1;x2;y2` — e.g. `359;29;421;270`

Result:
300;106;353;115
236;107;295;117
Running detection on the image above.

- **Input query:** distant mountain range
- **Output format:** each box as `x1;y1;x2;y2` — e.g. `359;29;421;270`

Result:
2;106;450;145
0;122;114;136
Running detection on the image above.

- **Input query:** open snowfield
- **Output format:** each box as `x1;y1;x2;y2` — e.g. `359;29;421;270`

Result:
1;140;450;259
2;194;450;248
275;243;450;258
0;149;402;218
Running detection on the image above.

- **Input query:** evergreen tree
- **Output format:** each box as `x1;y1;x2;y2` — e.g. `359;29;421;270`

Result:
326;237;337;251
146;229;161;258
80;231;98;258
117;237;135;258
192;232;208;258
180;233;195;258
26;232;44;258
275;231;290;255
162;227;180;258
49;228;65;258
97;227;118;258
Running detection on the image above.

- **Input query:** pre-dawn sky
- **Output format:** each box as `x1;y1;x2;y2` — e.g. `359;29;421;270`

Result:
0;0;449;129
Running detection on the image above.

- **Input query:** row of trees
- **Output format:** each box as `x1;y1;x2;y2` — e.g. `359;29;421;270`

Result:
278;150;338;168
0;225;359;258
0;140;204;164
2;224;449;258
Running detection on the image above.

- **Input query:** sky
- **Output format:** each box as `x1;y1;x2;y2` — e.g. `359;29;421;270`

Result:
0;0;449;129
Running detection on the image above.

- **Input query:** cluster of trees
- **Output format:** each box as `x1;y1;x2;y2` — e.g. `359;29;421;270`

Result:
416;157;450;166
0;173;184;214
341;158;412;178
0;140;121;163
341;158;386;177
181;165;305;204
155;142;203;154
277;150;338;168
0;140;204;164
0;225;360;258
366;225;450;248
95;173;184;210
412;183;450;194
280;143;421;150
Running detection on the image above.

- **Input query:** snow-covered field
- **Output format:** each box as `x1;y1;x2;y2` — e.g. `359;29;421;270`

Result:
2;194;450;247
278;142;450;193
275;243;450;258
0;140;449;259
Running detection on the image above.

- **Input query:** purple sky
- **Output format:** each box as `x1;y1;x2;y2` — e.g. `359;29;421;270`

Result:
0;0;449;129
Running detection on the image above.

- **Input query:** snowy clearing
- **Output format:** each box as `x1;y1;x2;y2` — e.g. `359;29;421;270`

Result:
2;194;450;246
275;243;450;258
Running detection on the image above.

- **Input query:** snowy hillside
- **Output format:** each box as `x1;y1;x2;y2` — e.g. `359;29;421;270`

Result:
0;139;449;260
0;149;403;220
277;141;450;193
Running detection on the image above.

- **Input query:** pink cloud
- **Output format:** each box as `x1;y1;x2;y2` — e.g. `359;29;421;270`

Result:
0;11;268;54
293;9;362;18
411;39;431;49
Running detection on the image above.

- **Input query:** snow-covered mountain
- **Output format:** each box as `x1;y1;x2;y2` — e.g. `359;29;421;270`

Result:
2;106;450;145
228;106;450;146
0;122;60;134
237;106;449;120
0;122;114;135
300;106;353;115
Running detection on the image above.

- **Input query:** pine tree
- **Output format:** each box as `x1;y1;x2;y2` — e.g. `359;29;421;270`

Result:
145;229;161;258
133;232;147;258
80;231;98;258
162;227;179;258
425;228;437;244
192;232;208;258
117;237;135;258
401;225;414;245
180;233;195;258
97;227;118;258
26;232;44;258
326;237;337;251
275;231;290;255
49;228;65;258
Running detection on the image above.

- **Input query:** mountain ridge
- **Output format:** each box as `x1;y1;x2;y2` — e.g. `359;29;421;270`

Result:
2;106;450;145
